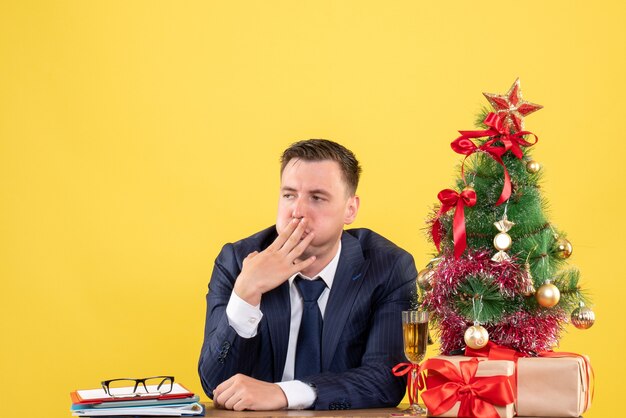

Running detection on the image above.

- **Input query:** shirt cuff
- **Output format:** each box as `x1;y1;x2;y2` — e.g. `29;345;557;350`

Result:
225;291;263;338
275;380;316;410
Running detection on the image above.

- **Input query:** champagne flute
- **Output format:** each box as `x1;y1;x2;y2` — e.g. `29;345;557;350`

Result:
401;310;429;416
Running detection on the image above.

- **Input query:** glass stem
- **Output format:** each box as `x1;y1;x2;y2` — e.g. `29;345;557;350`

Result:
411;367;418;405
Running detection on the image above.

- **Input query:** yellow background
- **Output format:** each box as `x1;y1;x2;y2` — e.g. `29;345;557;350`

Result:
1;1;624;416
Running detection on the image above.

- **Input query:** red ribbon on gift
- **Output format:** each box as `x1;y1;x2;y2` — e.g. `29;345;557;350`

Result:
465;341;528;402
392;362;424;406
451;112;538;206
420;357;515;418
431;188;477;259
465;341;527;361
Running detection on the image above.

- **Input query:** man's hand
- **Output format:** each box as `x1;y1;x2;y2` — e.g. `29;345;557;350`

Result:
234;218;316;305
213;374;288;411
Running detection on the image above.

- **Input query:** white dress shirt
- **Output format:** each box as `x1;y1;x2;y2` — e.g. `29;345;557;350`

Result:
225;242;342;409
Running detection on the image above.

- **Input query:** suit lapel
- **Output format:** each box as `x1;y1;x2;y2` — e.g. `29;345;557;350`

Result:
322;232;370;370
261;282;291;380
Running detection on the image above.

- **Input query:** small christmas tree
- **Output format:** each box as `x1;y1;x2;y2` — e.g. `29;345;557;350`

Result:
422;79;595;355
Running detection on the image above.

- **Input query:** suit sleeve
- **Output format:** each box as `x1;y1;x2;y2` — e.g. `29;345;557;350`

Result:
197;243;264;398
307;250;417;410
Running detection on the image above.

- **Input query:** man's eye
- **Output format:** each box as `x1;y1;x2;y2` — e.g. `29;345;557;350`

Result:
283;194;294;199
312;195;324;201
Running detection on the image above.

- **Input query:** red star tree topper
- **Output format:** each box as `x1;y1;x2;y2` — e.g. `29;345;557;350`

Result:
483;78;543;133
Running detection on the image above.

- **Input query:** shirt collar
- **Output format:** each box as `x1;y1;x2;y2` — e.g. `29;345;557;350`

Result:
288;241;341;290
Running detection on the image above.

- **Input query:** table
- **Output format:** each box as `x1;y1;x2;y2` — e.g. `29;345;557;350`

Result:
202;403;581;417
203;404;420;417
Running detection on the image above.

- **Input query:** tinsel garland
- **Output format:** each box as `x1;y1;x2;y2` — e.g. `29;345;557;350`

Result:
424;249;567;355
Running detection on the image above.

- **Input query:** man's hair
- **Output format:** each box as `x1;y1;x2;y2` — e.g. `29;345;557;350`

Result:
280;139;362;195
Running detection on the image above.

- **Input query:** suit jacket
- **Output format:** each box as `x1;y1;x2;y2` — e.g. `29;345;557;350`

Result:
198;226;417;410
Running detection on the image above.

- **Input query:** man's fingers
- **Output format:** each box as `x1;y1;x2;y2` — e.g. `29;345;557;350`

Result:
278;218;308;254
288;230;315;260
268;218;300;251
213;375;288;411
213;377;235;408
233;399;248;412
284;230;314;276
223;392;241;410
243;251;259;261
214;377;233;395
216;385;238;410
293;255;316;272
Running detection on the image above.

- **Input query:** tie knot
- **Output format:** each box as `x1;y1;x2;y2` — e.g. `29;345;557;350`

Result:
295;277;326;302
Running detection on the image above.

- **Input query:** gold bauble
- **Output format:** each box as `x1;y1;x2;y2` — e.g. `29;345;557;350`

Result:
526;160;541;173
417;268;434;291
464;325;489;349
493;232;512;251
536;281;561;308
571;303;596;329
554;238;573;259
463;185;476;194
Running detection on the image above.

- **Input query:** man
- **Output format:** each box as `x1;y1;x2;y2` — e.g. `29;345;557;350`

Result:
198;139;416;411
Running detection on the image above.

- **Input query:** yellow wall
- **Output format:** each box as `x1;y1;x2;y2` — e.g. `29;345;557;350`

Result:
1;1;624;416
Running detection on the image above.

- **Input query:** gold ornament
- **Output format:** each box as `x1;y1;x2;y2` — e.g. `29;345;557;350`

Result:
463;185;476;194
526;160;541;173
554;238;573;259
493;230;512;251
522;262;536;296
536;280;561;308
492;214;515;262
464;324;489;349
417;268;434;291
524;284;537;297
571;302;595;329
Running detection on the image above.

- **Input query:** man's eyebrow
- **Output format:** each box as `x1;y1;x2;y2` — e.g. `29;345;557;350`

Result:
309;189;331;196
280;186;331;196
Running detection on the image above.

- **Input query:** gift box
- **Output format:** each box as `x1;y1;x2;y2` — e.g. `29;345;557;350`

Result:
516;355;592;417
421;356;516;418
457;345;593;418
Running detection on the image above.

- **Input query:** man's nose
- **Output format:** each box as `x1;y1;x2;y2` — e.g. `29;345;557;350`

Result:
292;198;307;219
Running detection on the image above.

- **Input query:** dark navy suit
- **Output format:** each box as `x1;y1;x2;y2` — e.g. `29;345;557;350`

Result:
198;226;416;410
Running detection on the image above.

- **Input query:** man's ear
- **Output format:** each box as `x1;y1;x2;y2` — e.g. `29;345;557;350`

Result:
344;195;360;225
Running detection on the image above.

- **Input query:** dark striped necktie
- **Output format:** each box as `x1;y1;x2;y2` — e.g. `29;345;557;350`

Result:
294;276;326;379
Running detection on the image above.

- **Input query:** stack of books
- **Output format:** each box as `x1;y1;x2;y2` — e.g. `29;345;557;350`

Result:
70;381;204;416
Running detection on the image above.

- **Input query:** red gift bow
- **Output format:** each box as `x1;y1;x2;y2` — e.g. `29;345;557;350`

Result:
392;362;425;406
420;357;515;418
451;112;538;206
465;341;527;404
431;188;477;259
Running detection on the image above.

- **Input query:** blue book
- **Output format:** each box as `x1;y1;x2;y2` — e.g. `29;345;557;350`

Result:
71;400;204;417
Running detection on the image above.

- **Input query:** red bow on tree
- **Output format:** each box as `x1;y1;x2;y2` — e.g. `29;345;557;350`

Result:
432;188;477;259
451;113;538;206
420;357;515;418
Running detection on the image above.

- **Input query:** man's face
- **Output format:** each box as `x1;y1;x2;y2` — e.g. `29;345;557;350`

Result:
276;159;359;260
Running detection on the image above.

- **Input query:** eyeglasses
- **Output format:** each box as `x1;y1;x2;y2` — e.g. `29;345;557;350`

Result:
101;376;174;398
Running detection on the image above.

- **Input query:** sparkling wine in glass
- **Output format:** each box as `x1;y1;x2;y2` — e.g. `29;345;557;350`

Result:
401;310;429;416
